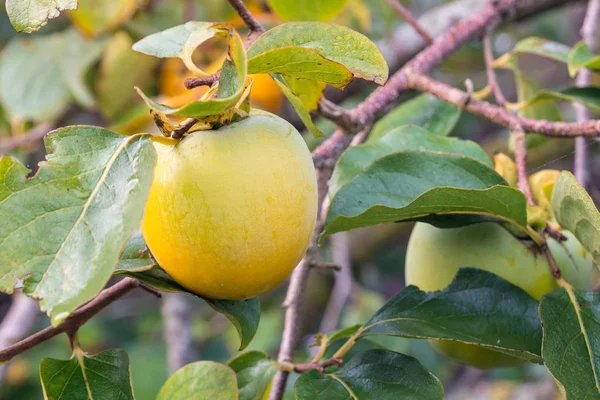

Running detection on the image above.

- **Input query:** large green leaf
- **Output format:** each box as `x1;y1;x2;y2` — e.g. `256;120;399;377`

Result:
368;94;461;141
228;351;277;400
6;0;77;33
330;125;492;197
359;268;543;363
568;41;600;77
322;151;527;240
157;361;238;400
0;126;156;325
40;349;135;400
267;0;348;22
295;349;444;400
540;287;600;398
135;27;247;120
248;47;353;89
0;30;107;121
115;238;260;351
551;171;600;267
248;22;388;85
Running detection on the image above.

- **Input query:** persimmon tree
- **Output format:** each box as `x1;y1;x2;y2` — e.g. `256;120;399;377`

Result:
0;0;600;399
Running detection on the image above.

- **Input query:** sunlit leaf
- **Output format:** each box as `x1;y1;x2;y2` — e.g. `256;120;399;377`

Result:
494;37;570;68
267;0;348;22
519;87;600;113
6;0;77;33
228;351;276;400
40;349;135;400
0;126;155;325
285;77;326;111
568;41;600;77
157;361;238;400
68;0;138;37
273;75;323;137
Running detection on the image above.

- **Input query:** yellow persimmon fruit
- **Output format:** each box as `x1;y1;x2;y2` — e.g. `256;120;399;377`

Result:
405;222;558;369
141;110;318;299
249;74;284;113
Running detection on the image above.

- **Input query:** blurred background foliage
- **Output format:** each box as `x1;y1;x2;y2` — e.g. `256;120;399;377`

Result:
0;0;596;399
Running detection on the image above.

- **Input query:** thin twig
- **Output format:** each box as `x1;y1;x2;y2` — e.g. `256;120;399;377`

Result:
404;71;600;138
0;278;149;363
482;34;507;106
310;262;342;271
512;127;535;205
318;99;357;132
184;74;220;90
288;357;343;373
386;0;434;43
183;0;195;22
226;0;265;34
171;118;198;139
573;0;600;187
0;123;54;155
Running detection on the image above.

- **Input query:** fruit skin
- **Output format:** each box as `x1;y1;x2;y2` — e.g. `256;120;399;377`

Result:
405;222;558;369
142;110;317;299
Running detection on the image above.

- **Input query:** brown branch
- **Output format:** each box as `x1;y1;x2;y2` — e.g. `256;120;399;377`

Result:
512;128;535;205
291;358;343;373
0;278;150;363
310;262;342;271
183;0;195;22
482;34;507;106
318;99;357;132
0;123;54;155
227;0;265;34
573;0;600;187
404;71;600;137
386;0;434;44
184;74;219;90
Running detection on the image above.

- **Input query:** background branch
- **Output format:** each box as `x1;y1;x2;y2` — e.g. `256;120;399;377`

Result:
0;123;53;155
573;0;600;187
162;293;196;373
385;0;434;44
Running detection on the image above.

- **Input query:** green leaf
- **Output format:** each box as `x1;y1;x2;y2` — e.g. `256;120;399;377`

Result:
0;126;156;325
551;171;600;267
360;268;543;363
495;37;570;67
6;0;77;33
135;28;247;120
568;41;600;77
97;31;158;119
228;351;277;400
248;47;353;89
67;0;138;37
368;94;461;141
115;246;260;351
157;361;238;400
273;75;323;137
267;0;348;22
520;87;600;113
295;349;444;400
40;349;135;400
284;78;326;112
0;30;107;121
330;125;492;197
132;21;229;78
322;151;527;240
248;22;388;85
540;287;600;398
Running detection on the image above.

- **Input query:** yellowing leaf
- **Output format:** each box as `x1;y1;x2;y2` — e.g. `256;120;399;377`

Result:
68;0;139;37
267;0;348;22
6;0;77;33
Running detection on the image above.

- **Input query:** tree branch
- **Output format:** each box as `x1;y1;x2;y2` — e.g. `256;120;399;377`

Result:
0;278;150;363
162;293;196;373
405;71;600;137
386;0;433;44
573;0;600;187
482;34;507;106
226;0;265;34
0;123;54;155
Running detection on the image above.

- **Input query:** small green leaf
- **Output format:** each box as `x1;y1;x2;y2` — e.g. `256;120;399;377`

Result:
157;361;238;400
322;151;527;240
295;349;444;400
495;37;570;67
360;268;543;362
267;0;348;22
540;287;600;398
0;30;107;121
368;94;461;141
568;41;600;77
135;28;247;120
0;126;156;325
228;351;277;400
97;31;158;119
40;349;135;400
248;47;353;89
133;21;229;77
273;75;323;137
115;246;260;351
248;22;388;85
551;171;600;267
6;0;77;33
519;87;600;113
284;77;326;111
330;125;492;197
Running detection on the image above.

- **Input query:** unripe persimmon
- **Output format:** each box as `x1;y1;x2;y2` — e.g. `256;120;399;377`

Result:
142;110;317;299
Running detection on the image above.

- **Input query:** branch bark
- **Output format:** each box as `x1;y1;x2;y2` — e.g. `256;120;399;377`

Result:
385;0;433;44
162;293;196;374
0;123;53;155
